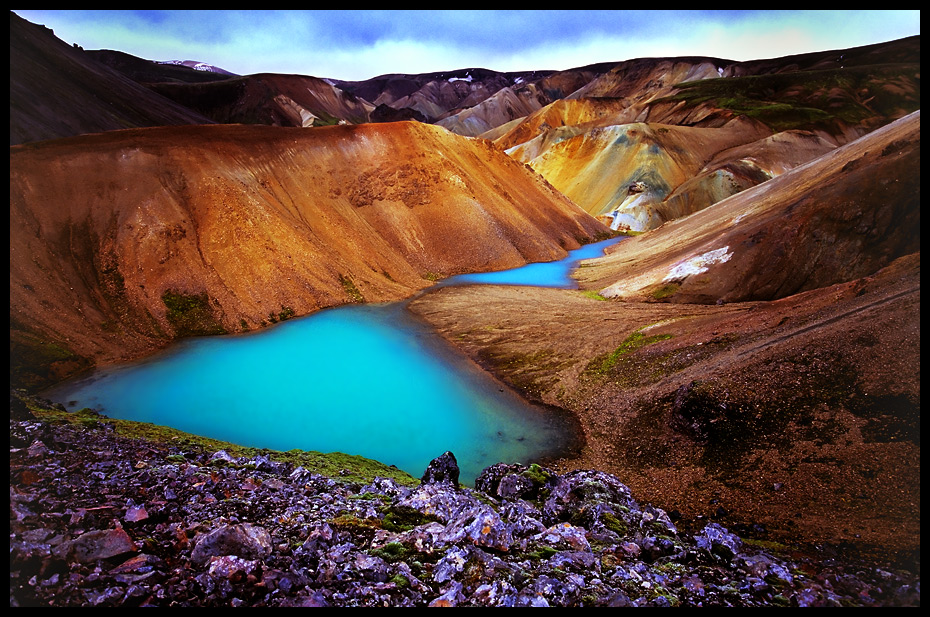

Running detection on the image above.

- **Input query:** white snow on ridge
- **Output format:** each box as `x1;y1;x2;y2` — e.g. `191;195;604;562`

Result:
157;60;235;75
663;246;732;281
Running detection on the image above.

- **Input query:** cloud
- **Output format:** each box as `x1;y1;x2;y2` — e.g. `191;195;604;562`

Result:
13;10;920;81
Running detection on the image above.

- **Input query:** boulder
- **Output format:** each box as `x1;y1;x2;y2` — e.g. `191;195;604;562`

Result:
191;523;273;565
59;528;137;563
420;451;460;486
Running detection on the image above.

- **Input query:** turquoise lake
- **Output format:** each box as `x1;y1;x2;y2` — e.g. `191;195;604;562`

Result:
47;237;624;483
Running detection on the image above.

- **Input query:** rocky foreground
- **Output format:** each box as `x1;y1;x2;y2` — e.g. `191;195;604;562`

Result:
10;400;919;607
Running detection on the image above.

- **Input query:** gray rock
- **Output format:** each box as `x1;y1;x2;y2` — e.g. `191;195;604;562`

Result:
191;523;272;565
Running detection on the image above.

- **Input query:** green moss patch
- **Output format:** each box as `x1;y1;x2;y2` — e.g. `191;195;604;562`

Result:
265;305;296;324
586;326;674;376
380;506;442;532
21;394;417;487
162;290;227;337
9;331;92;392
370;541;413;563
649;283;680;301
339;275;365;303
578;290;608;301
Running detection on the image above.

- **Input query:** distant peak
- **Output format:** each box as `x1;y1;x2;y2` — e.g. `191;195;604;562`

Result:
157;60;238;76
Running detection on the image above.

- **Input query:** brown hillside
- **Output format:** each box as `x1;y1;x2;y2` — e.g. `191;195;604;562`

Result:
10;121;608;390
409;251;919;564
406;107;920;565
658;130;838;220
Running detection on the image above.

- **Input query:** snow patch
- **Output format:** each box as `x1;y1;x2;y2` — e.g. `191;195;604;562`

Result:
663;247;732;282
157;60;234;75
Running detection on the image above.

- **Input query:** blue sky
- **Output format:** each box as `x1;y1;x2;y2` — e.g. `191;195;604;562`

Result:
14;10;921;82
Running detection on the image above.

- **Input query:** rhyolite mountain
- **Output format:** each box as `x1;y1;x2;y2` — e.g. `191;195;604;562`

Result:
11;121;606;389
8;11;920;578
12;10;918;232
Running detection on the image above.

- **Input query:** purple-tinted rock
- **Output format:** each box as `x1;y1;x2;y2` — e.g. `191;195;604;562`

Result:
695;523;743;561
207;555;260;579
439;504;514;552
420;451;460;486
429;581;466;607
61;528;138;563
474;463;525;496
531;522;590;552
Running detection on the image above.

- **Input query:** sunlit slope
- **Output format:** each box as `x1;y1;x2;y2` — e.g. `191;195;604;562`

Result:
10;121;607;388
494;97;633;153
575;110;920;304
515;117;772;229
495;40;919;231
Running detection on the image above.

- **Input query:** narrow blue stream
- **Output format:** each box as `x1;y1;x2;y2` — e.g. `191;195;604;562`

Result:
442;237;622;288
45;237;624;483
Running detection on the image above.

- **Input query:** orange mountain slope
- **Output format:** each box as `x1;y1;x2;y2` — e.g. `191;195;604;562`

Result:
10;121;608;389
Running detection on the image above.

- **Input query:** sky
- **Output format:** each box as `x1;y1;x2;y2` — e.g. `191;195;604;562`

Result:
13;10;921;82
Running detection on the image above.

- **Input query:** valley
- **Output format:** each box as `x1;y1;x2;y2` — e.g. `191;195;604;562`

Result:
9;11;920;606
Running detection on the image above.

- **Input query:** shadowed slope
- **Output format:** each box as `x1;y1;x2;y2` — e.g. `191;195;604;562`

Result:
147;73;376;127
10;121;608;390
9;12;215;145
435;63;616;137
